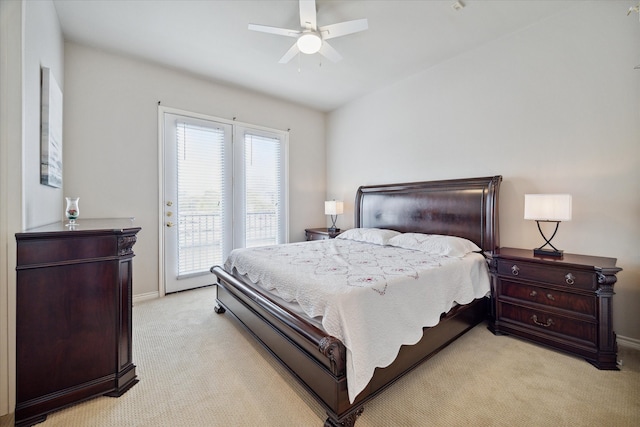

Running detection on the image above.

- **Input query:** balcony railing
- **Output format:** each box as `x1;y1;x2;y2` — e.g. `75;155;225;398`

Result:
177;212;277;276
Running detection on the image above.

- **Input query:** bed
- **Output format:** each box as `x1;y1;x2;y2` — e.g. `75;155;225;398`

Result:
210;175;501;426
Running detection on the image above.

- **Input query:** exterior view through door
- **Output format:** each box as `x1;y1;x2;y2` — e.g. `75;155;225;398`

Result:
162;108;288;293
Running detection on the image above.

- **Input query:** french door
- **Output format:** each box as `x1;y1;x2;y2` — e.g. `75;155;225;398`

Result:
161;108;288;294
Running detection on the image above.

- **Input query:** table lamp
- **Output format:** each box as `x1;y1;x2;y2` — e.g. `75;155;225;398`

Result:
524;194;572;257
325;200;344;233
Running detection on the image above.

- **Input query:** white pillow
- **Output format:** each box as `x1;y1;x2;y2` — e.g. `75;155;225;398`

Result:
387;233;481;257
335;228;401;246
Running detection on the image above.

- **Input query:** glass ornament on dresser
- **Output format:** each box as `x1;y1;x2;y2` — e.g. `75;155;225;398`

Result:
65;197;80;225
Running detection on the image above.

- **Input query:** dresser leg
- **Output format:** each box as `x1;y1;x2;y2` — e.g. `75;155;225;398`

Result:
14;414;47;427
586;355;619;371
487;321;507;336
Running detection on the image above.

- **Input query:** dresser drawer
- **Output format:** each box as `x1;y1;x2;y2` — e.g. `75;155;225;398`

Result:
497;259;596;291
499;280;596;318
499;302;596;344
17;235;118;265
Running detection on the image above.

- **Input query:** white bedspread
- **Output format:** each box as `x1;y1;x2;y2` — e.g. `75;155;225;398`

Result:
224;239;490;403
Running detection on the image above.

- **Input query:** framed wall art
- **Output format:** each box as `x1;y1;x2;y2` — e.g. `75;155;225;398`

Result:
40;66;63;188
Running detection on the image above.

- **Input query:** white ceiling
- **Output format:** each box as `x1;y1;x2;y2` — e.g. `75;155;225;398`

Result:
52;0;574;112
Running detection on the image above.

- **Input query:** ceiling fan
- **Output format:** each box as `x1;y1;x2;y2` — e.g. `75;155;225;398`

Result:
248;0;368;63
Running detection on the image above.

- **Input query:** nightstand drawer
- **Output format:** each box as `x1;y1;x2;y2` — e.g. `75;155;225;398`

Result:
307;233;330;241
499;303;596;344
500;280;596;317
497;260;596;290
305;228;344;241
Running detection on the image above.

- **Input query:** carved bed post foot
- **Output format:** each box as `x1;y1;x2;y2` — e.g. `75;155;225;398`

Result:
214;304;225;314
324;407;364;427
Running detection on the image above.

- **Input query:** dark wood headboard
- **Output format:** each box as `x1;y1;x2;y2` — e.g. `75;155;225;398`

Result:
355;176;502;252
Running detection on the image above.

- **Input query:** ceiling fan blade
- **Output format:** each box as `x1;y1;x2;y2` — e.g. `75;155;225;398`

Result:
299;0;317;30
248;23;300;38
319;19;368;40
318;41;342;62
279;42;300;64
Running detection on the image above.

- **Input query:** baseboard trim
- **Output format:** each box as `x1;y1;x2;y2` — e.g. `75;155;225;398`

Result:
133;291;159;305
618;335;640;351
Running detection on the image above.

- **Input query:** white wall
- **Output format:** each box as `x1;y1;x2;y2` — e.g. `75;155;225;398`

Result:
0;0;22;417
0;0;64;416
327;2;640;341
23;0;64;227
63;43;326;298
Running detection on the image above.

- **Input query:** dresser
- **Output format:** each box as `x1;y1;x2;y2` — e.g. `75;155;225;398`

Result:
15;219;140;427
304;228;344;241
488;247;621;370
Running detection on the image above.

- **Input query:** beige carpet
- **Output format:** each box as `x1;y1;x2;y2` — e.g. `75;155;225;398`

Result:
2;285;639;427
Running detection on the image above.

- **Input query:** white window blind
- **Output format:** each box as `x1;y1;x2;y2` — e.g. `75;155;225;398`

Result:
176;121;226;277
242;131;284;248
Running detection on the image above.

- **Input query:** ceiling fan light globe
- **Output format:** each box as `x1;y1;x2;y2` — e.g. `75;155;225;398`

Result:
297;33;322;54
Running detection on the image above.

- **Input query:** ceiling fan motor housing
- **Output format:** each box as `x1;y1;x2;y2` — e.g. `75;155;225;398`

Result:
297;31;322;54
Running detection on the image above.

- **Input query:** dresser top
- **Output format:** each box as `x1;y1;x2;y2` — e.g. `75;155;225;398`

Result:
16;218;140;238
491;247;621;273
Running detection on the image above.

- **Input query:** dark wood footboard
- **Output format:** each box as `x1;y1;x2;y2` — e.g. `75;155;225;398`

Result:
212;266;356;421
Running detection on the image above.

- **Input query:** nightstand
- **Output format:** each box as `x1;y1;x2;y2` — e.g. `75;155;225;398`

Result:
488;247;622;370
305;228;344;241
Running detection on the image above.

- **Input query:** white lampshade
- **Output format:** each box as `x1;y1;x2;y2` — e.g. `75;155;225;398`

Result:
524;194;572;221
325;200;344;216
297;32;322;54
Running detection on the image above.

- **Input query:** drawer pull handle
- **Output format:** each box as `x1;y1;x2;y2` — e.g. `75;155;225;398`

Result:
511;265;520;276
529;290;537;297
565;273;575;285
546;293;555;301
531;315;554;328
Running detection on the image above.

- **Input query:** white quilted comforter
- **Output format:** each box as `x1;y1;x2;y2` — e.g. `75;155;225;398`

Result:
224;238;490;402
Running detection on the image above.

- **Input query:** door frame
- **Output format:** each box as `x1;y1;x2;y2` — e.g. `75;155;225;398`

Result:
157;105;290;297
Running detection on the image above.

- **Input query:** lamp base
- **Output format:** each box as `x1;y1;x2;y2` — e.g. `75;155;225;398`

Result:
328;227;340;233
533;248;563;258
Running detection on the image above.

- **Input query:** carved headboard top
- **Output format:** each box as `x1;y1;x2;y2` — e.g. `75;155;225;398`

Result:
355;176;502;252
